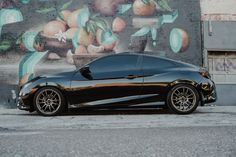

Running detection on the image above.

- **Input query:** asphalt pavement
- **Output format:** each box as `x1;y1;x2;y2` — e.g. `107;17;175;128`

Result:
0;106;236;157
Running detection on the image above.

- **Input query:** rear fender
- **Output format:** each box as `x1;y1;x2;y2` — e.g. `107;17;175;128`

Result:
168;80;204;105
168;79;199;89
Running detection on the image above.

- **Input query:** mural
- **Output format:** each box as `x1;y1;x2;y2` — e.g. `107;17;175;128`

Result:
0;0;201;106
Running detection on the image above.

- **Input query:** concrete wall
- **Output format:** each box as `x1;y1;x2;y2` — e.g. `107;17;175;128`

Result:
201;0;236;106
0;0;202;108
214;84;236;106
200;0;236;21
203;21;236;50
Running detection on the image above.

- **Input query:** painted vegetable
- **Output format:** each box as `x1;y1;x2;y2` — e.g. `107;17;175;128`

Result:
92;0;127;16
112;17;126;33
133;0;156;16
43;20;66;37
169;28;189;53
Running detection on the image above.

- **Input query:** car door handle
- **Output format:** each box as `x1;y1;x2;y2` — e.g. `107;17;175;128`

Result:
126;75;138;79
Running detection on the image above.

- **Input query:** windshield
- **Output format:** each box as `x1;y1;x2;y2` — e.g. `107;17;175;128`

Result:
76;54;112;71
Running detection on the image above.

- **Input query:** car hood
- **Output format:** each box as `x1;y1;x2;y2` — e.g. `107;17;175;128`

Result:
42;71;76;78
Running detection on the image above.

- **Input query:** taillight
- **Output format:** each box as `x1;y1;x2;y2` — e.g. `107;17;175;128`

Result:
199;68;211;79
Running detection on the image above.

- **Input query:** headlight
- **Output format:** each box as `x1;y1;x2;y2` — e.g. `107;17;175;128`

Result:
19;82;32;97
23;82;31;89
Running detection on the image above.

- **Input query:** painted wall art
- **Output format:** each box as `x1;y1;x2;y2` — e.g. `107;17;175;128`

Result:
0;0;201;90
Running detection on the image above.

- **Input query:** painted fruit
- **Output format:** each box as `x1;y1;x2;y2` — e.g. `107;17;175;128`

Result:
76;28;94;46
33;42;45;52
66;50;74;64
103;41;117;51
92;0;127;16
75;45;88;54
96;29;117;51
43;20;66;37
19;73;30;87
65;28;78;39
112;17;126;33
96;29;103;45
67;8;88;28
19;43;27;52
48;53;61;60
133;0;156;16
0;0;15;8
87;44;104;54
57;10;72;23
169;28;189;53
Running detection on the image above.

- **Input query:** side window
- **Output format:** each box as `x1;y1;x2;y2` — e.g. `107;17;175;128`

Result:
142;56;175;72
89;55;139;79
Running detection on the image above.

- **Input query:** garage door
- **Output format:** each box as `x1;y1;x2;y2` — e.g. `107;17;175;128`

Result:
208;52;236;84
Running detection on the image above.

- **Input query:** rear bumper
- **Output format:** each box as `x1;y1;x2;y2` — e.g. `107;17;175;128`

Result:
199;78;217;104
202;87;217;103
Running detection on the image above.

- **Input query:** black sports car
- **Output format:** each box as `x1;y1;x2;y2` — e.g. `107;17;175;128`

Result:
18;52;217;116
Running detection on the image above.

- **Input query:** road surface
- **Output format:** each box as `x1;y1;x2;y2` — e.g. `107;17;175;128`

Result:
0;106;236;157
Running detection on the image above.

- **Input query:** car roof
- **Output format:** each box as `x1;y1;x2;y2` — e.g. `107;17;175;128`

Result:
115;52;198;69
82;52;198;69
114;52;174;62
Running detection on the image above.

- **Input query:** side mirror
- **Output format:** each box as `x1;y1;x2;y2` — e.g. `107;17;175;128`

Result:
80;65;91;74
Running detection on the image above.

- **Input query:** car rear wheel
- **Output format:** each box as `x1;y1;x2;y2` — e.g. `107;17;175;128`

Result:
167;84;199;114
34;87;65;116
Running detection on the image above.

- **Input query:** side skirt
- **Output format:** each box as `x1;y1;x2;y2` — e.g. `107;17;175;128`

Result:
69;94;165;109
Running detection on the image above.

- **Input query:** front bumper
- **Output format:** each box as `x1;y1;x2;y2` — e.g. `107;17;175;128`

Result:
17;97;31;110
17;95;34;111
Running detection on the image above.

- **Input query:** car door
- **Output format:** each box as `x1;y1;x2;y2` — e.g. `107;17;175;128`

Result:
140;55;176;102
69;54;143;106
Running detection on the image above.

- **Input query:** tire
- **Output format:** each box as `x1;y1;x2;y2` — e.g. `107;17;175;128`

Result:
33;87;66;116
167;84;199;114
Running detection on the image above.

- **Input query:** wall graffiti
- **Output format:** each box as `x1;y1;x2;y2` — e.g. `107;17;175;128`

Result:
0;0;201;87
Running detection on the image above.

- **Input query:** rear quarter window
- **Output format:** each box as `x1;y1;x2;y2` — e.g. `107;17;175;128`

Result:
142;56;176;70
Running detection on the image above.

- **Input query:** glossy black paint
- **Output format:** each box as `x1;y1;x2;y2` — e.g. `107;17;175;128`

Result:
18;53;217;112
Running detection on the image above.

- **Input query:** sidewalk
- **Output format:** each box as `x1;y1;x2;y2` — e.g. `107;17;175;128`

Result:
0;106;236;131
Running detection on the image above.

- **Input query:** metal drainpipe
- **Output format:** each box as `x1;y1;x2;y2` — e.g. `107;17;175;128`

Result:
201;21;209;70
203;48;208;70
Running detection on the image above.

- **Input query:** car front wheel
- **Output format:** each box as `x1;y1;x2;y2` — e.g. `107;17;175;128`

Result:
167;84;199;114
34;87;65;116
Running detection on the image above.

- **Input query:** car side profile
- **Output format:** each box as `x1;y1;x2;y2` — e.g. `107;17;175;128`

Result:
18;53;217;116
